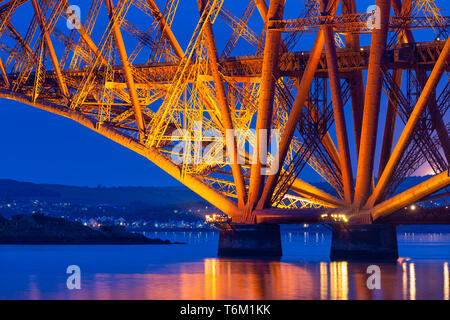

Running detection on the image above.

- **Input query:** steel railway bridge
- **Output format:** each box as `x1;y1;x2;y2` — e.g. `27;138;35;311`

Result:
0;0;448;259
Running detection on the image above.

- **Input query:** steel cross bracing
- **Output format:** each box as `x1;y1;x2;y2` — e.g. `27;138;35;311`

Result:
0;0;448;223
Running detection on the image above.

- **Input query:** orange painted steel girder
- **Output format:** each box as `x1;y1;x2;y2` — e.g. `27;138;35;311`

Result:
198;0;247;211
354;0;391;208
31;0;69;98
342;0;365;154
257;0;340;209
0;0;447;224
145;0;184;59
372;172;450;220
322;10;354;204
104;0;146;139
246;0;285;220
0;89;242;218
368;36;450;208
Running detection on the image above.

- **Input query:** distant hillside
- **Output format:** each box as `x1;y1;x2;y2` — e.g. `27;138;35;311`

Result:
0;175;436;208
0;179;205;208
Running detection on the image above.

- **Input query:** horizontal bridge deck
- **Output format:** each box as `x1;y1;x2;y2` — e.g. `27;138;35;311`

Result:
8;41;446;90
255;207;450;225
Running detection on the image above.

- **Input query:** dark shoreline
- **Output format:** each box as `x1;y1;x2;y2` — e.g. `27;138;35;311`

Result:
0;240;185;245
0;214;186;245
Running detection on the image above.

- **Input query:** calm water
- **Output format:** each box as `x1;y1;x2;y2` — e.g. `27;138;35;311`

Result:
0;226;449;300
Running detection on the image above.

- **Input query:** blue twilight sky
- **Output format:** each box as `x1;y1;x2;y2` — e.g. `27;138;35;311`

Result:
0;0;446;187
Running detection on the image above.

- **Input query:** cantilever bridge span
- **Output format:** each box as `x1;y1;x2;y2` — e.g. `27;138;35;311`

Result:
0;0;449;258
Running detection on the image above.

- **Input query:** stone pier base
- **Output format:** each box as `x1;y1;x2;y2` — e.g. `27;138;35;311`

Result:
330;224;398;261
218;224;282;258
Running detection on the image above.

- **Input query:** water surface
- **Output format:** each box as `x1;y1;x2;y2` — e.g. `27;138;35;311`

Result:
0;226;449;300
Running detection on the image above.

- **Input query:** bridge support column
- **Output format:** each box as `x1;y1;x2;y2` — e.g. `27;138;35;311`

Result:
218;224;282;258
330;224;398;261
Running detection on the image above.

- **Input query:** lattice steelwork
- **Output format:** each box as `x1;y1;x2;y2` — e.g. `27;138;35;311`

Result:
0;0;448;223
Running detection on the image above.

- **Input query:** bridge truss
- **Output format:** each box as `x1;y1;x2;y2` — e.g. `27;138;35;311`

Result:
0;0;448;223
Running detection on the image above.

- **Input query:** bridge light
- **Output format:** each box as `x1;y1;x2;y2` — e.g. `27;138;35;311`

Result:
409;204;416;211
205;213;230;224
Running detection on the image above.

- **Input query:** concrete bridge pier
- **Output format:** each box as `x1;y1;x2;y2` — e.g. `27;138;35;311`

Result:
330;224;398;261
218;223;282;258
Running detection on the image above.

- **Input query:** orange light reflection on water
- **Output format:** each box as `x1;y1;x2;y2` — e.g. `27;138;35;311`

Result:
444;262;449;300
22;259;449;300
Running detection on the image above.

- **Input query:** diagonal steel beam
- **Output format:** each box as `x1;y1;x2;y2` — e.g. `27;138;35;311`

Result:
354;0;391;207
0;89;242;218
0;0;27;14
6;21;38;64
322;0;354;204
378;0;412;177
257;33;328;208
380;0;448;178
368;36;450;207
254;0;269;21
291;177;345;208
255;0;341;200
342;0;365;154
0;56;9;87
31;0;69;99
145;0;184;59
63;0;107;66
304;93;341;172
257;0;340;209
371;171;450;220
254;0;289;52
379;67;403;177
246;0;285;219
424;80;450;165
392;0;449;166
197;0;247;210
220;1;256;58
104;0;146;139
